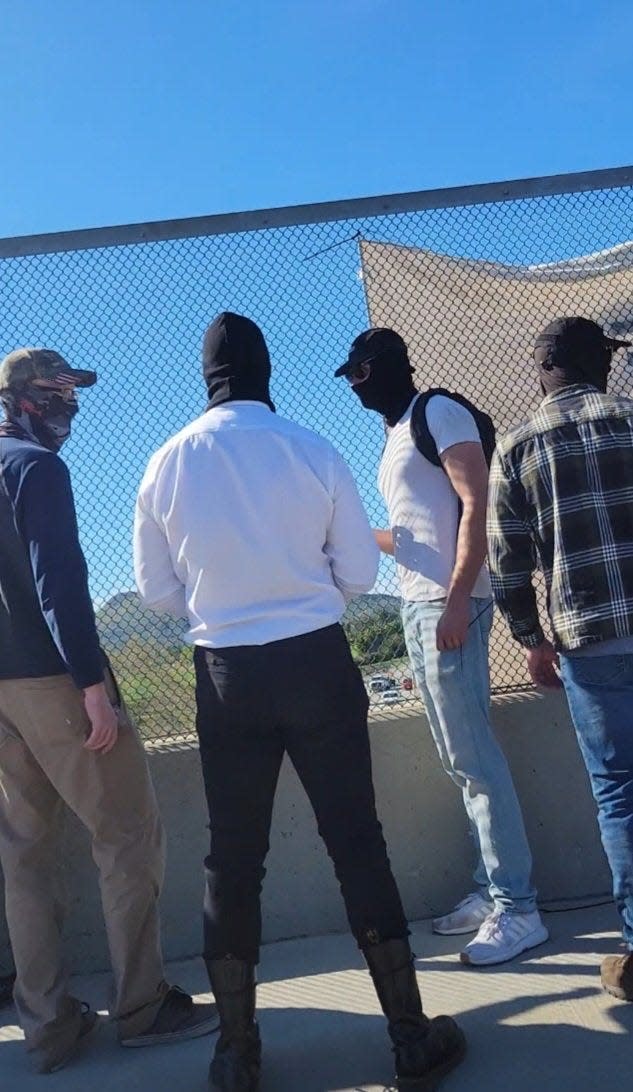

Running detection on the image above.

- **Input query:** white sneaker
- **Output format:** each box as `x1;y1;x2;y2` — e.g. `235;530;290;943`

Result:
460;909;549;966
432;892;493;936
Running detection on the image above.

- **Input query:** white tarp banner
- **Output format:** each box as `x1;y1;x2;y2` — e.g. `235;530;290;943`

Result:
360;238;633;688
360;239;633;431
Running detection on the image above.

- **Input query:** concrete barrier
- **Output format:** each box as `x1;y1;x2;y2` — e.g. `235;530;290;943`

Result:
0;688;611;974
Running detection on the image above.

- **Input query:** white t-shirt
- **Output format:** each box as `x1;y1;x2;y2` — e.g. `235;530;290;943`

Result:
378;394;492;602
134;402;379;647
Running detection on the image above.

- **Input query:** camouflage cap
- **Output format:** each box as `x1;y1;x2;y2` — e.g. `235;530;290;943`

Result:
0;347;97;393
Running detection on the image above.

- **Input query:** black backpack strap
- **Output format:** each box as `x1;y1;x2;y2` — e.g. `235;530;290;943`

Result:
409;388;454;466
410;388;496;468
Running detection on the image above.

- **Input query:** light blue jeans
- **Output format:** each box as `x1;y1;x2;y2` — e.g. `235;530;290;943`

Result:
402;596;537;913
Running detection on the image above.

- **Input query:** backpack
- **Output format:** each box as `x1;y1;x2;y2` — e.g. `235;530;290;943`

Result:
410;388;496;467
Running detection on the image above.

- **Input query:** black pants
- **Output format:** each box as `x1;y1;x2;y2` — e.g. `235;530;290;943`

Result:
194;624;408;964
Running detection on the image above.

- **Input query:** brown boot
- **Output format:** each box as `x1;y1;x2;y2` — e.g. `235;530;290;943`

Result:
601;953;633;1001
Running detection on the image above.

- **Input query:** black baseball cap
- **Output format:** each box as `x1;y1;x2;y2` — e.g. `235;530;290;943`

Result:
334;328;411;378
534;317;631;361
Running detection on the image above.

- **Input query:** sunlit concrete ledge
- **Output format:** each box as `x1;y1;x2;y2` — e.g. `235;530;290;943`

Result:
0;689;612;975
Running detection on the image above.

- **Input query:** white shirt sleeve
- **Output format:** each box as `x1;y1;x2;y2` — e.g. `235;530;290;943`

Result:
133;460;188;619
325;450;379;601
425;394;480;456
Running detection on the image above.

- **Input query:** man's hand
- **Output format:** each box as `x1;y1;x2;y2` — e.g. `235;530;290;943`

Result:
83;682;119;754
374;529;394;556
436;593;471;651
525;640;562;690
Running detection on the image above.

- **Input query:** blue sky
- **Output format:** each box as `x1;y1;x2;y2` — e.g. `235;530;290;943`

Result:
1;1;632;607
1;0;632;238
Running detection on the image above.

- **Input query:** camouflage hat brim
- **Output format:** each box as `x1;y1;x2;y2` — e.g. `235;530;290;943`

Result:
0;347;97;391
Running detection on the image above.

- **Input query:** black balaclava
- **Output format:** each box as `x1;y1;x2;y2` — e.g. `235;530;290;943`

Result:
534;316;631;397
336;328;417;426
2;386;79;451
202;312;275;411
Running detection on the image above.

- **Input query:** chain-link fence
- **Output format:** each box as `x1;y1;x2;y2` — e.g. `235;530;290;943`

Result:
1;167;632;742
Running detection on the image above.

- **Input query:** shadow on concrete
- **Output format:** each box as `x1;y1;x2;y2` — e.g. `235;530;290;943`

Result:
1;989;632;1092
1;905;631;1092
256;903;623;987
256;1007;394;1091
449;990;633;1091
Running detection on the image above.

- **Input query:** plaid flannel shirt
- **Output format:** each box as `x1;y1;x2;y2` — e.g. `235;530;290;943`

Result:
487;384;633;651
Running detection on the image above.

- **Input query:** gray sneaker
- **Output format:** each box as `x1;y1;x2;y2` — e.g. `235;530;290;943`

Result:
120;986;219;1047
432;892;493;936
36;1004;100;1074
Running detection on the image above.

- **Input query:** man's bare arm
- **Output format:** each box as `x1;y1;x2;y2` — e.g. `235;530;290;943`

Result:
436;441;489;650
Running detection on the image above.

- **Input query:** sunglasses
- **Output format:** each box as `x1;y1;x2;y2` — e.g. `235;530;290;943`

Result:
32;379;79;402
345;361;372;386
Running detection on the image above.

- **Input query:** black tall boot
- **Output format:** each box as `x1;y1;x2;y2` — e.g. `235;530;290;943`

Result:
206;958;261;1092
363;938;466;1091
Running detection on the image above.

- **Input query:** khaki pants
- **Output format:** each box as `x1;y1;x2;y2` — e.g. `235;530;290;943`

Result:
0;671;168;1051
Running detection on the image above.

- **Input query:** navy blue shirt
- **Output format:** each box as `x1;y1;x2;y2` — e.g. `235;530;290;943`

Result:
0;424;104;689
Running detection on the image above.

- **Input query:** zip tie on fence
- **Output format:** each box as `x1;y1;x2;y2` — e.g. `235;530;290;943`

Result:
302;230;362;262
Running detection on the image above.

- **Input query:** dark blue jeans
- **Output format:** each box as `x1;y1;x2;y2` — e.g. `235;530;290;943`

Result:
559;653;633;948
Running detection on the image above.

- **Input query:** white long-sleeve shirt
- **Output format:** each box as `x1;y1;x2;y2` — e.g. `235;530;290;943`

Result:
134;401;379;647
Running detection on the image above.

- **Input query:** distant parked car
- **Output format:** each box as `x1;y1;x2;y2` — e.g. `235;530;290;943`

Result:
377;688;401;707
368;674;396;694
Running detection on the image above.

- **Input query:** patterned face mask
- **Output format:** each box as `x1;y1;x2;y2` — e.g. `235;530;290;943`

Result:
18;383;79;450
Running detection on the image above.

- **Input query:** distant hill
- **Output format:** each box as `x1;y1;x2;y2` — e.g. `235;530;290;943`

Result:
343;593;400;626
96;590;400;651
96;592;187;650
